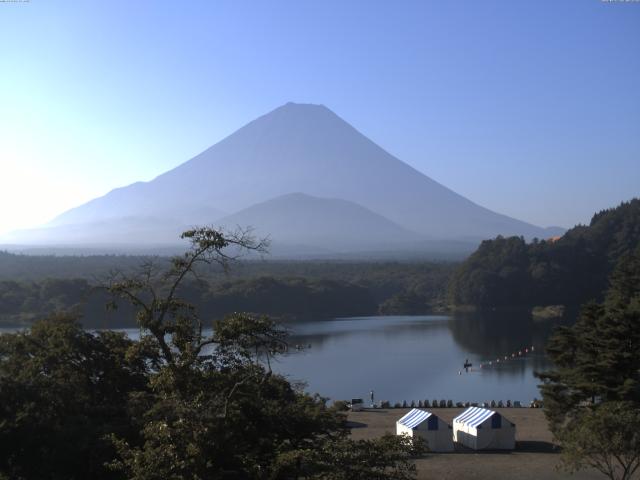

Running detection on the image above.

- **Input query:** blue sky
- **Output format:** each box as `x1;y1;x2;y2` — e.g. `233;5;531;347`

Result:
1;0;638;234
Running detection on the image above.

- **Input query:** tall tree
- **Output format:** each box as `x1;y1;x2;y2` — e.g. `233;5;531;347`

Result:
103;227;422;479
538;246;640;479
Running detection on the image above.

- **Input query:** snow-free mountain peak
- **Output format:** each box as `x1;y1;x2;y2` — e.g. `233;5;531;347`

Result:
5;103;564;255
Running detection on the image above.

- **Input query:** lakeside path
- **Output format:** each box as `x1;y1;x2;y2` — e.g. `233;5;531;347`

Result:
348;408;603;480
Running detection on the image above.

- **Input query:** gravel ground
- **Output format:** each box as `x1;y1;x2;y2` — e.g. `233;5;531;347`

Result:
348;408;604;480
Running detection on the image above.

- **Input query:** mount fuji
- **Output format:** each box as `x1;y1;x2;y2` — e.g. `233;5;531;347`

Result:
3;103;563;257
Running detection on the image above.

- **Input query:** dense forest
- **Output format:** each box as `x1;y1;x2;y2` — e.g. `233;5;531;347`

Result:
448;199;640;308
0;256;454;327
536;247;640;478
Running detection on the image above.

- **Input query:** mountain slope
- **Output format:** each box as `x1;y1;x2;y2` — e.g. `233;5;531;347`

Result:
216;193;421;253
10;102;562;251
2;216;189;246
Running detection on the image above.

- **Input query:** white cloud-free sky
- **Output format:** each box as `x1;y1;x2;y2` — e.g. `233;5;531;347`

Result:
1;0;639;236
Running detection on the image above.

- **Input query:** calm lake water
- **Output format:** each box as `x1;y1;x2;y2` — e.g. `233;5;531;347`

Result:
275;313;555;405
1;312;559;404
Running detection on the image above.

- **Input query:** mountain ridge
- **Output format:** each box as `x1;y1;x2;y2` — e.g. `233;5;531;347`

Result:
216;192;421;253
4;102;565;255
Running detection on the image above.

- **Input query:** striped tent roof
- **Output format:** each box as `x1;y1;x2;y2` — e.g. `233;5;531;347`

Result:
397;409;432;429
453;407;496;428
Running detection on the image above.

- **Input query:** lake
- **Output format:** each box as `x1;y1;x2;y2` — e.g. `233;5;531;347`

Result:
0;312;559;405
276;312;556;405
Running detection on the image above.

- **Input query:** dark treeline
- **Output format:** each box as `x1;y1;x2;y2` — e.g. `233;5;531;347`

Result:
448;199;640;308
0;251;453;284
0;251;158;282
536;247;640;477
0;279;134;328
0;259;454;327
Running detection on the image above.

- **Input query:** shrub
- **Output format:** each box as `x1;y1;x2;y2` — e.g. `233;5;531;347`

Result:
333;400;349;411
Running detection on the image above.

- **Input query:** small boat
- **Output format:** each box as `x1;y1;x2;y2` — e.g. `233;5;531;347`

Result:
463;358;473;371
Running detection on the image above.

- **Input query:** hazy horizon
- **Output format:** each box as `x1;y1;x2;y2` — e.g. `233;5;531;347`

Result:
1;0;639;236
0;102;570;256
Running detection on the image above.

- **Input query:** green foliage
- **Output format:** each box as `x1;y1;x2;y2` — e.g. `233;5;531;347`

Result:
538;246;640;479
449;199;640;308
0;228;427;479
0;314;152;480
204;276;378;318
272;434;425;480
0;278;91;326
332;400;350;412
557;402;640;480
539;248;640;426
108;357;347;479
378;292;431;315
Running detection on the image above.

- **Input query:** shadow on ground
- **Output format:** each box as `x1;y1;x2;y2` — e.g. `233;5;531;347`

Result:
516;441;558;453
345;421;367;429
449;441;557;454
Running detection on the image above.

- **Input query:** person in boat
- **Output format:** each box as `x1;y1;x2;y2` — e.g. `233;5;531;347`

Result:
463;358;473;372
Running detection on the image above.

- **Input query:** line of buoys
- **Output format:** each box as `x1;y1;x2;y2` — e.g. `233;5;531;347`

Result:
477;345;535;371
371;399;535;409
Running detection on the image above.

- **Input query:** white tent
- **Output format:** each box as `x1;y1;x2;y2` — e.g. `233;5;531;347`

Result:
452;406;515;450
396;409;454;452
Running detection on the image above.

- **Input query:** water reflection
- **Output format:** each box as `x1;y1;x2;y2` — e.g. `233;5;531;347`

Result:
447;311;561;376
273;313;563;404
285;315;450;349
0;313;565;405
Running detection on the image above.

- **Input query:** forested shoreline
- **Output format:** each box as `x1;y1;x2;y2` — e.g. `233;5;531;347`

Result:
448;199;640;309
0;257;454;327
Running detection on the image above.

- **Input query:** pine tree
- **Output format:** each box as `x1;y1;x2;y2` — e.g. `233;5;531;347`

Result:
538;246;640;479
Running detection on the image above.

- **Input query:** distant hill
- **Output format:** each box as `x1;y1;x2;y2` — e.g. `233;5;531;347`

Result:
217;192;421;254
448;198;640;308
3;102;564;256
